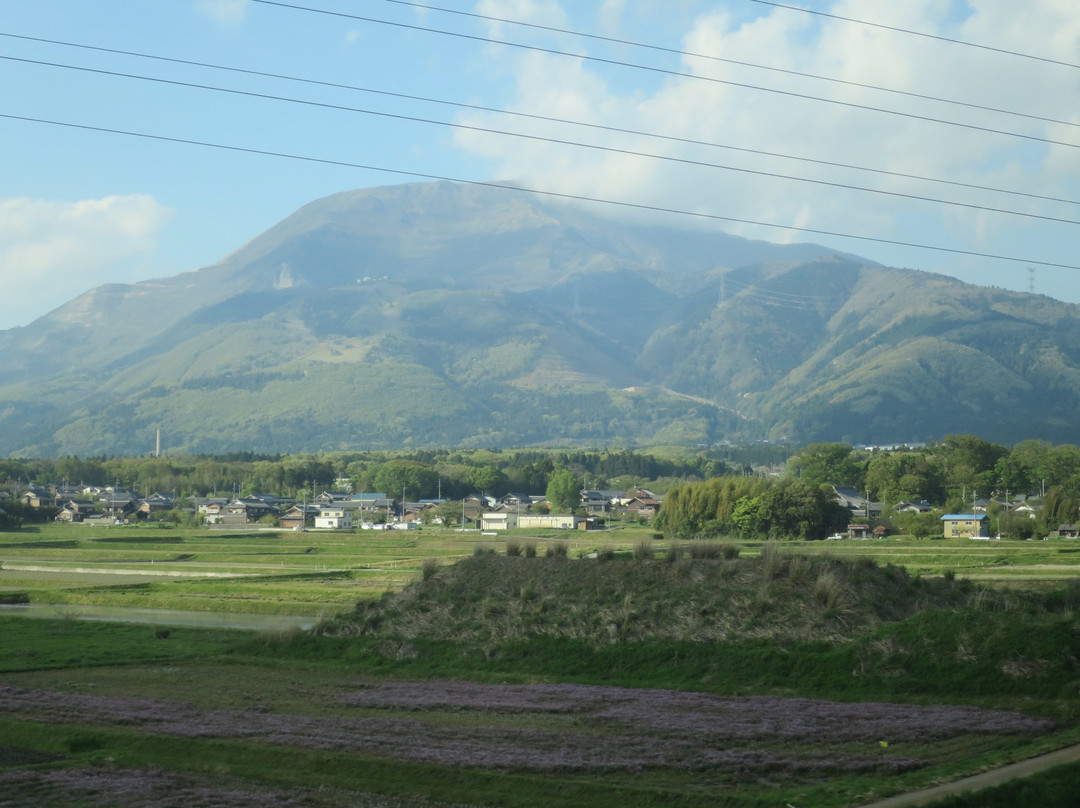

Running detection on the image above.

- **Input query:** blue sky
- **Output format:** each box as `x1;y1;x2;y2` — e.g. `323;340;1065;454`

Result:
1;0;1078;329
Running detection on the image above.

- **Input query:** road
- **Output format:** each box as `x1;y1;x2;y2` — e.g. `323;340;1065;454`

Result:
857;742;1080;807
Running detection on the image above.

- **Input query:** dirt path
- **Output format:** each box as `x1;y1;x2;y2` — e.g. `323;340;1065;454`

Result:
857;742;1080;807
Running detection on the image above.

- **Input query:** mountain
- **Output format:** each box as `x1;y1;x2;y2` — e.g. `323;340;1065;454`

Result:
2;181;1079;456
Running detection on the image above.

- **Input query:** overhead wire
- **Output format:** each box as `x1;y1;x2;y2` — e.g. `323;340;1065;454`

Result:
244;0;1080;152
749;0;1080;71
5;53;1077;228
372;0;1080;131
3;30;1076;208
4;4;1075;280
4;112;1079;273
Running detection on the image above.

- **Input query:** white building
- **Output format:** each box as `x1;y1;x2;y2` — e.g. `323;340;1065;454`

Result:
315;507;353;530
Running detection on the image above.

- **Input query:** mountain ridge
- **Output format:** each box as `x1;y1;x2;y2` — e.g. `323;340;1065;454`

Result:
2;181;1078;456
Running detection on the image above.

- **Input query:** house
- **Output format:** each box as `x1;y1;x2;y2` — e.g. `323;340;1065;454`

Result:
832;486;883;518
137;492;176;518
580;490;622;514
20;485;57;509
941;514;990;538
198;498;230;524
55;499;98;523
894;500;933;514
314;506;353;530
498;493;532;508
223;497;277;524
1010;502;1038;519
315;491;351;505
463;495;496;521
847;523;871;539
351;493;393;519
279;504;318;530
99;490;137;519
1052;524;1080;538
620;494;662;517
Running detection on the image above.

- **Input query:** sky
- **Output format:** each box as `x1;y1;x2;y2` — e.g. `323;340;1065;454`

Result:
1;0;1078;330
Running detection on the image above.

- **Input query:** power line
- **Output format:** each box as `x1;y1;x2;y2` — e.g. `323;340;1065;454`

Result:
750;1;1080;71
371;0;1079;131
4;30;1075;208
245;0;1080;151
3;111;1078;272
9;53;1076;227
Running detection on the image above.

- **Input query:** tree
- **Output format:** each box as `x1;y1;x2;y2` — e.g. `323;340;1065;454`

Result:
467;465;507;496
786;443;864;488
1040;485;1079;536
435;499;463;527
546;469;580;513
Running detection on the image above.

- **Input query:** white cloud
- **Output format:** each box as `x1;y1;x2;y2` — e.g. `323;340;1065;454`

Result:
474;0;569;37
197;0;249;25
454;0;1080;299
0;195;174;329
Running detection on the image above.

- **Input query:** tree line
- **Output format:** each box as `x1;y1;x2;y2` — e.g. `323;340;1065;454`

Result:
0;448;723;504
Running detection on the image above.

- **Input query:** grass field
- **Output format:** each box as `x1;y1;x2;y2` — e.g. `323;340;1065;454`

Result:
3;523;1080;807
3;523;1080;620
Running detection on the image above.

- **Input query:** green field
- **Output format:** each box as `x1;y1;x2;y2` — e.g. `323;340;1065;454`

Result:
2;524;1080;807
3;524;1080;619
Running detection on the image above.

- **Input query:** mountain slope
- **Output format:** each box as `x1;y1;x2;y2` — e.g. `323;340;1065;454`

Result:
2;181;1079;455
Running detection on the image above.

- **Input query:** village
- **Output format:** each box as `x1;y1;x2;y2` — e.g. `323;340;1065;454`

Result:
5;482;665;533
7;479;1072;540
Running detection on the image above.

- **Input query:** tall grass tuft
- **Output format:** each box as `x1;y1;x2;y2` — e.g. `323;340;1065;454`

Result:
421;558;440;580
634;540;655;560
788;554;813;582
546;541;568;558
505;539;522;557
1064;579;1080;612
720;543;741;560
759;541;786;579
665;541;683;562
524;541;538;558
813;570;843;609
690;542;722;560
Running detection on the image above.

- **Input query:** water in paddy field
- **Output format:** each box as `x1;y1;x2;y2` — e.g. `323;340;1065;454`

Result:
0;603;316;631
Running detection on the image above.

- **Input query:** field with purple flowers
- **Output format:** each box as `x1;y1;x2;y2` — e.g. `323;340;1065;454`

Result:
0;644;1071;808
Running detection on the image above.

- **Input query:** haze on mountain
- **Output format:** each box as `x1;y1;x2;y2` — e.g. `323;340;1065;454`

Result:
2;181;1078;457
